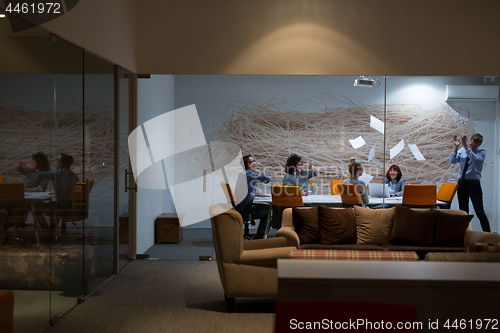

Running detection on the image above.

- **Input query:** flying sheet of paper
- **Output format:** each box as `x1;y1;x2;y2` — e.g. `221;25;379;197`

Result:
408;144;425;161
368;144;376;162
349;136;366;149
359;172;374;185
370;115;385;134
390;139;404;159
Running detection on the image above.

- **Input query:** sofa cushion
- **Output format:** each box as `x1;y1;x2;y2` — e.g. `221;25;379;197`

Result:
466;242;500;253
389;205;438;246
292;206;320;244
290;249;419;261
354;206;395;245
425;252;500;262
434;211;473;247
301;243;383;251
381;245;465;260
318;206;357;245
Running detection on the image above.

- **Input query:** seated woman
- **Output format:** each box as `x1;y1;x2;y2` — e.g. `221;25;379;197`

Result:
16;152;50;192
384;164;405;196
283;154;320;195
234;155;271;239
343;157;369;207
6;152;50;230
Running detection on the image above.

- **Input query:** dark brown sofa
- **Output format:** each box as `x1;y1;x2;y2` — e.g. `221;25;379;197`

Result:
276;205;500;260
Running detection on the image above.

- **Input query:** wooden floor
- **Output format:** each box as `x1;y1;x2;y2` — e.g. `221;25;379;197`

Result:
44;260;276;333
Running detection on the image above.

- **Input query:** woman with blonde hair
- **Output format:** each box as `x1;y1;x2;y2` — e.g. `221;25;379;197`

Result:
343;157;369;207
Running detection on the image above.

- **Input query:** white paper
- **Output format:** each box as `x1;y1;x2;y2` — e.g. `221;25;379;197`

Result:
408;144;426;161
370;115;385;134
390;139;405;160
349;136;366;149
368;144;376;162
358;172;374;185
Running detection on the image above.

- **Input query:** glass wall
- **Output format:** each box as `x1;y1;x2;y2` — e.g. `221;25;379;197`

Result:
0;15;119;333
166;75;498;233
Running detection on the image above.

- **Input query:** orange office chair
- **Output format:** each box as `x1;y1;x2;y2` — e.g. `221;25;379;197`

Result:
0;183;25;244
220;181;235;207
267;186;303;231
436;183;459;209
402;184;437;209
337;183;362;207
0;176;5;183
330;180;344;195
220;180;255;240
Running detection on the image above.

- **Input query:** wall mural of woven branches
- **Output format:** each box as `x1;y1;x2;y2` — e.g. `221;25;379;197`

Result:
215;98;474;195
0;102;122;192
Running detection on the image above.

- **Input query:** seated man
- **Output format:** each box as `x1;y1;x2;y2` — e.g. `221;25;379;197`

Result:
234;155;271;239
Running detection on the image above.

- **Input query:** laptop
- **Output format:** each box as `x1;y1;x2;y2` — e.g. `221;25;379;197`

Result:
368;183;391;198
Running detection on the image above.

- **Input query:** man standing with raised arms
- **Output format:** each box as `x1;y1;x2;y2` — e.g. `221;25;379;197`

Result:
450;133;491;232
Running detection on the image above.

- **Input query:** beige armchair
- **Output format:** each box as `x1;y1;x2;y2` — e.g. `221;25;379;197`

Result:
209;203;297;312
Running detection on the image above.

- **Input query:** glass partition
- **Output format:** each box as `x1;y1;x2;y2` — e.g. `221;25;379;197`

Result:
49;35;85;325
0;15;120;333
164;75;498;236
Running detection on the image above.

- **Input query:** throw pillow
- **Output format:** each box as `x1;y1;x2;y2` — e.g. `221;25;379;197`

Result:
434;212;473;247
389;205;438;246
353;206;395;245
318;206;357;245
292;206;320;244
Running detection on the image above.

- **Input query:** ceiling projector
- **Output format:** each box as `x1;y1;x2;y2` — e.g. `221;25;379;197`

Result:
354;76;379;88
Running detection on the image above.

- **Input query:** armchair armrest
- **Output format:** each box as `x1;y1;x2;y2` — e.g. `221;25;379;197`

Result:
239;246;295;267
243;237;288;251
276;227;300;249
464;230;500;245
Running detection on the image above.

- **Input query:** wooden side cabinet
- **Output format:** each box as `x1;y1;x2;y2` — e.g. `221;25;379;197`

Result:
155;213;184;244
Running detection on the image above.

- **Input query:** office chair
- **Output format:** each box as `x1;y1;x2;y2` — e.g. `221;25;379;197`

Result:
402;184;436;209
220;181;255;240
330;180;343;195
0;183;25;244
436;183;458;209
57;179;95;242
267;185;303;231
337;183;362;207
0;176;5;183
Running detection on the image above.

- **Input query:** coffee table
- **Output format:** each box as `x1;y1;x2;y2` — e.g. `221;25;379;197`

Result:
278;260;500;332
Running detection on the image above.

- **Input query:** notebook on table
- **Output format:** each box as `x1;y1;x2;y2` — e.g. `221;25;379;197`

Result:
368;183;391;198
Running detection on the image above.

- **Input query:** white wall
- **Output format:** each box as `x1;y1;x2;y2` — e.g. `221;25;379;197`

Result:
136;75;175;253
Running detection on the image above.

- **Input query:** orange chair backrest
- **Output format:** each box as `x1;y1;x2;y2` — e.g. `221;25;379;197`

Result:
0;176;5;183
330;180;344;195
220;181;236;206
71;180;95;208
337;183;362;205
271;186;303;207
0;182;24;203
308;178;313;190
436;183;458;202
402;184;437;206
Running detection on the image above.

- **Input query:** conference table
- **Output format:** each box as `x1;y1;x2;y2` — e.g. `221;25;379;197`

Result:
254;194;446;207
